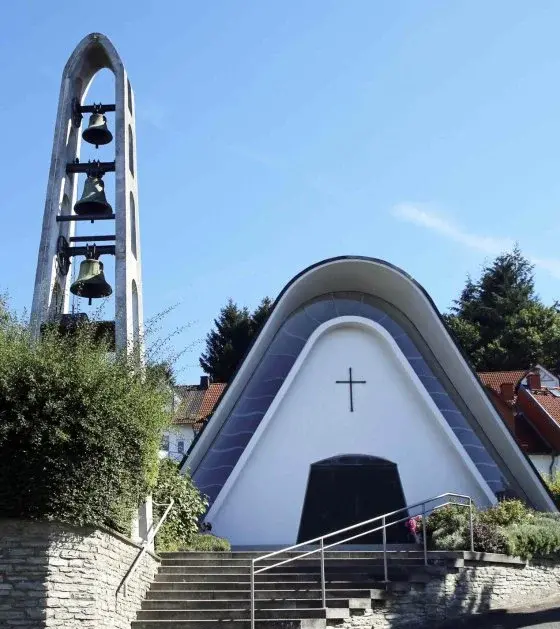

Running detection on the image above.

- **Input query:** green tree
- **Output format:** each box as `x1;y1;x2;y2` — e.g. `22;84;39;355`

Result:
445;246;560;370
199;297;273;382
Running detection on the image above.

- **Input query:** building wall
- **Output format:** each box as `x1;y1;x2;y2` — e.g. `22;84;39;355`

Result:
208;320;495;546
529;454;560;478
160;425;194;461
0;519;159;629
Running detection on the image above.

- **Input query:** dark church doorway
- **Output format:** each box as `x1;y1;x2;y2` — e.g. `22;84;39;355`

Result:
297;455;409;544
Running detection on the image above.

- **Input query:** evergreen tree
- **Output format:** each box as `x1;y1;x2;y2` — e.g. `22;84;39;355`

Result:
199;297;273;382
445;246;560;370
251;297;273;334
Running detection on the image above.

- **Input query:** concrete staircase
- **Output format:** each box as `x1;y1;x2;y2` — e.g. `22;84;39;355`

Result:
131;550;458;629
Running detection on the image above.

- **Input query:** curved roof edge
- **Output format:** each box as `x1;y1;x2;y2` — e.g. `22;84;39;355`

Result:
184;256;556;511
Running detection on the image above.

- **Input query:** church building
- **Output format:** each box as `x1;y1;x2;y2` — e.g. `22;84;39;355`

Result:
183;257;556;547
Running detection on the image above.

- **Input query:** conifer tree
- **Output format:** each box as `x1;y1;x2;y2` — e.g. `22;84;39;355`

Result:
199;297;273;382
445;246;560;370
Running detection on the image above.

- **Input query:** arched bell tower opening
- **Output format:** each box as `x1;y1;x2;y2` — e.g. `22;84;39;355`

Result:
30;33;143;357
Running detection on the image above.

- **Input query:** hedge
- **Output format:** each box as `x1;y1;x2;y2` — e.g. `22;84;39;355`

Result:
0;299;170;533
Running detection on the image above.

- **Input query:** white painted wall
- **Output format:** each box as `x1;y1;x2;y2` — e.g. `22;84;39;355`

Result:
530;454;560;479
208;317;495;546
160;425;194;461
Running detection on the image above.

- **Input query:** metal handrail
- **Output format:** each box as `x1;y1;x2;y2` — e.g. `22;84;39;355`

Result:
250;492;475;629
118;498;175;597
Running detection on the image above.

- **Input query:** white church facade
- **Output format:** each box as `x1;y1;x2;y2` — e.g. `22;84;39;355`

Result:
184;257;556;547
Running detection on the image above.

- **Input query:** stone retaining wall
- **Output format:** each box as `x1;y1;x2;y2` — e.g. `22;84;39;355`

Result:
0;519;160;628
333;553;560;628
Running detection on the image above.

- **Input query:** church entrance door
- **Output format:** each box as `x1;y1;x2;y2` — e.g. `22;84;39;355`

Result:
297;455;409;544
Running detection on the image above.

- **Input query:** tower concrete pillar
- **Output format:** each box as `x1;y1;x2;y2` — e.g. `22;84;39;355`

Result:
30;33;143;356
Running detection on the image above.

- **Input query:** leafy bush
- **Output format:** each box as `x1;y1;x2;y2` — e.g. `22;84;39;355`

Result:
505;520;560;560
185;533;231;552
545;472;560;508
425;498;560;559
478;499;529;527
153;459;208;552
471;521;509;554
0;302;170;533
426;504;472;550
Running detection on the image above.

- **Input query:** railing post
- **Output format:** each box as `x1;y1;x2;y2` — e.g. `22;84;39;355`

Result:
469;498;475;552
382;515;388;582
250;559;255;629
320;537;326;609
422;504;427;566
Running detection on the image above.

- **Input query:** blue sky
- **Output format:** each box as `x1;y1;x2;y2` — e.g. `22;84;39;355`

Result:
2;1;560;382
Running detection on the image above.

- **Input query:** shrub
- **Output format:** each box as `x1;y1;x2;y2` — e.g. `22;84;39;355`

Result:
426;504;472;550
505;520;560;560
545;472;560;508
153;459;208;552
471;521;509;554
478;499;529;527
0;304;170;533
185;533;231;552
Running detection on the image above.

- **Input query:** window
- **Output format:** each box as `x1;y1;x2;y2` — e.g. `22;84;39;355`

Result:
128;125;134;176
127;78;133;115
161;434;169;451
177;440;185;455
130;192;137;259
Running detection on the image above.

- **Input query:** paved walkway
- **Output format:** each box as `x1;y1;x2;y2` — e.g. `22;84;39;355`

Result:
438;595;560;629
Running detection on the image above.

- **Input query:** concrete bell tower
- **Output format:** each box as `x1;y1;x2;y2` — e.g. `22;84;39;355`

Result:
30;32;143;354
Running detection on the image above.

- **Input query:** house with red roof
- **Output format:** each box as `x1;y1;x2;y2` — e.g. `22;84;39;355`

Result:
478;365;560;478
160;376;226;461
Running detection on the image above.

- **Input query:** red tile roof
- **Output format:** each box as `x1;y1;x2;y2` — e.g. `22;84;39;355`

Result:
200;383;227;418
173;381;226;425
529;389;560;426
478;370;528;396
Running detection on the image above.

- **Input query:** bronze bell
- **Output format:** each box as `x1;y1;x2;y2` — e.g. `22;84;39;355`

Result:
82;112;113;147
70;258;112;304
74;175;112;216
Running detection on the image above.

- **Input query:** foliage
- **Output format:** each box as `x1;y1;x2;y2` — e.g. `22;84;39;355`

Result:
545;472;560;509
471;521;509;554
199;297;273;382
0;301;170;533
445;246;560;370
504;519;560;560
478;499;529;528
426;504;471;551
152;459;208;552
184;533;231;552
425;499;560;559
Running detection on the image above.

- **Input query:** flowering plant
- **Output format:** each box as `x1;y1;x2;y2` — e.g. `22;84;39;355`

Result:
405;515;422;536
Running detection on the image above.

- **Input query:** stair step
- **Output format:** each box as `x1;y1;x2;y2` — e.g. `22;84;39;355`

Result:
132;621;313;629
158;562;427;574
137;608;349;621
151;580;396;591
155;571;390;583
145;588;389;601
141;598;376;611
159;550;429;561
160;557;429;568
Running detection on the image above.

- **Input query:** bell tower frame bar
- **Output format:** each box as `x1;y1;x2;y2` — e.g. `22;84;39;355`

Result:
30;32;143;354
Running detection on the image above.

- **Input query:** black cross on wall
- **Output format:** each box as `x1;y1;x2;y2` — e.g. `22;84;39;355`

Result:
336;367;366;412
